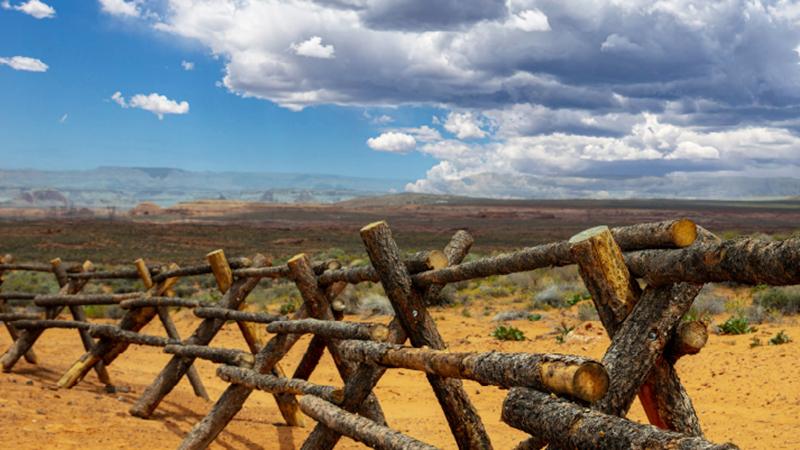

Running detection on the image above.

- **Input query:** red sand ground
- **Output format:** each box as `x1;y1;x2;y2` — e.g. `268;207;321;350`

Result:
0;306;798;449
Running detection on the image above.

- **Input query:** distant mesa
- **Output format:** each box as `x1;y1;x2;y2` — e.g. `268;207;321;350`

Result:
129;202;163;216
14;189;69;206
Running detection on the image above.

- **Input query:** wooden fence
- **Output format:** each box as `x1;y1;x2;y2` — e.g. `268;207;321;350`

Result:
2;218;796;449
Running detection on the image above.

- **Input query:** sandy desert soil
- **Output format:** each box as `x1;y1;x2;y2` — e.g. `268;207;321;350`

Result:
0;303;798;450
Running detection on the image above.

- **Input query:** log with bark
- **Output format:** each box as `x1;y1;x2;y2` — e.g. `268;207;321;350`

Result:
299;395;437;450
267;319;390;342
148;257;253;283
233;259;340;279
502;388;739;450
302;229;477;450
216;365;343;403
314;250;453;286
118;297;210;310
164;344;255;368
33;293;142;307
192;307;285;324
410;219;698;288
156;305;209;400
358;221;491;450
625;237;800;286
0;313;40;322
338;340;608;402
129;255;271;419
1;260;94;372
88;324;179;347
570;225;704;435
0;292;37;300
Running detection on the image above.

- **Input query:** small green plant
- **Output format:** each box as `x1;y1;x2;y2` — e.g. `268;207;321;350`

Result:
769;330;792;345
460;308;472;318
527;313;542;321
749;337;762;348
279;299;298;315
718;314;755;335
555;322;575;344
491;325;525;341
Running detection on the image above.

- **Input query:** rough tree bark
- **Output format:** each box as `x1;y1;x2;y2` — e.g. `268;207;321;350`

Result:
163;344;255;368
338;340;608;402
192;307;285;324
299;395;437;450
502;388;739;450
216;365;343;403
267;319;390;341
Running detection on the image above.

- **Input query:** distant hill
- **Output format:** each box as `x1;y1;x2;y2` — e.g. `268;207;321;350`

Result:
0;167;408;208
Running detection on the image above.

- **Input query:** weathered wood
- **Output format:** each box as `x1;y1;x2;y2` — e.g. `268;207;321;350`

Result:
118;297;209;310
0;313;40;322
34;293;140;307
156;306;209;401
570;225;703;435
299;395;437;450
359;221;491;450
217;365;343;403
569;225;641;335
625;237;800;286
13;319;92;330
134;258;154;289
339;340;608;402
0;263;54;272
129;255;270;419
0;292;37;300
193;307;285;324
426;230;473;306
316;251;462;286
164;344;255;367
233;259;339;279
1;260;93;372
666;321;708;362
291;281;347;383
267;319;390;342
287;254;386;423
597;283;703;418
302;230;477;450
88;324;178;347
409;220;698;288
502;388;739;450
207;249;233;294
611;219;697;250
149;257;252;283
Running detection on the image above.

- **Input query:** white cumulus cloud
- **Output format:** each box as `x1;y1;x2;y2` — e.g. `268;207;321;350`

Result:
367;132;416;153
0;56;48;72
110;91;190;120
99;0;140;17
507;9;550;32
292;36;335;59
2;0;55;19
443;112;487;139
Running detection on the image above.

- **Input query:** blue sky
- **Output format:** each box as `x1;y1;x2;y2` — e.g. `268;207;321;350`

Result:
2;1;800;198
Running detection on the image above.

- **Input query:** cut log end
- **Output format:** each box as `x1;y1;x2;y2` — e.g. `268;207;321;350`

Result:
360;220;387;233
573;361;610;403
671;219;698;248
370;324;390;342
288;253;308;265
669;320;708;359
331;299;346;312
426;250;449;271
134;258;154;289
568;225;610;244
50;257;62;268
207;249;233;294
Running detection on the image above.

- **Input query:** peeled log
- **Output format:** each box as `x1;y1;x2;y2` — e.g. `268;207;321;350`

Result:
164;344;254;367
502;388;739;450
267;319;389;342
193;307;285;324
299;395;437;450
625;237;800;286
338;340;607;402
216;365;343;403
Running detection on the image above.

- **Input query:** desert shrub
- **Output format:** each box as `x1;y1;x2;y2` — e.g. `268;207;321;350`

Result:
555;322;575;344
578;302;599;321
753;286;800;315
684;287;727;323
769;330;792;345
492;310;542;322
532;285;566;308
358;294;394;317
745;304;782;324
279;298;299;315
491;325;525;341
1;271;59;294
718;315;755;335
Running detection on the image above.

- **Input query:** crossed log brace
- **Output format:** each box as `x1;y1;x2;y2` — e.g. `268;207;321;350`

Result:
2;218;796;448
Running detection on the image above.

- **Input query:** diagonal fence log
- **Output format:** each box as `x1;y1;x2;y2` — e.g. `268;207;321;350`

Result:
502;388;739;450
570;225;705;435
216;365;344;404
302;228;479;450
164;344;255;368
300;395;438;450
129;254;271;419
1;260;94;372
356;221;492;450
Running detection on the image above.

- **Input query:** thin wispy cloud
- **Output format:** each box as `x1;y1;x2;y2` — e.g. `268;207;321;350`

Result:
59;113;68;124
181;60;194;71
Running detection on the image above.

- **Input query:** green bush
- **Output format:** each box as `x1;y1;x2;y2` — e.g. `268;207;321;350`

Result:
769;330;792;345
491;325;525;341
718;315;755;335
555;322;575;344
753;287;800;315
